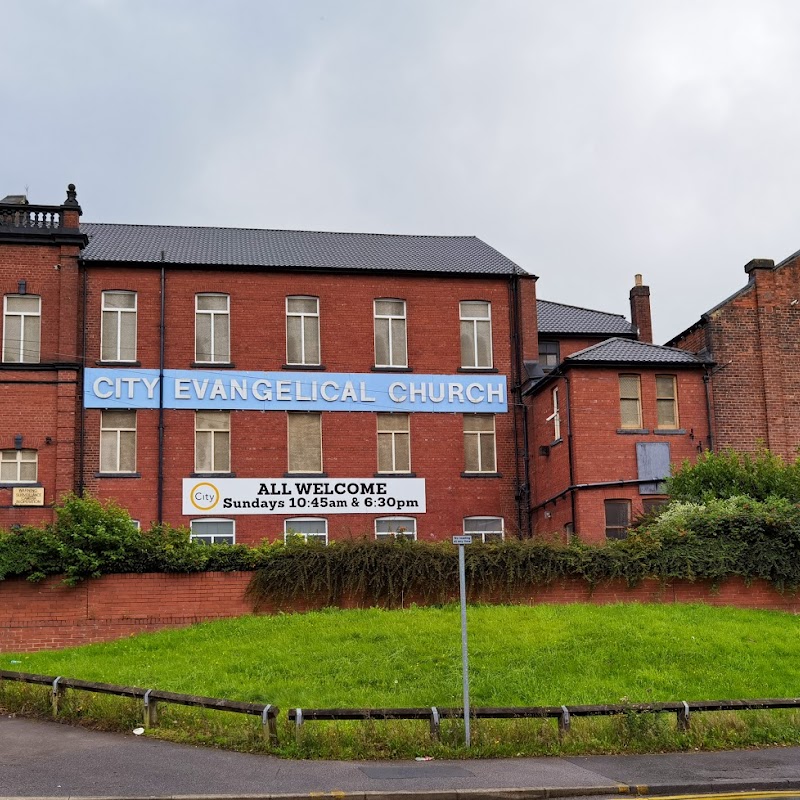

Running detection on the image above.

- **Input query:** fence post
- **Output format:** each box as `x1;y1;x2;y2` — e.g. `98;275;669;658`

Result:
294;708;304;745
559;705;571;736
677;701;690;732
429;706;441;740
143;689;158;728
51;677;64;718
261;704;278;747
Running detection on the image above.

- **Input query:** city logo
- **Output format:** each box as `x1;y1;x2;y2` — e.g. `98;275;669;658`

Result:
190;482;220;511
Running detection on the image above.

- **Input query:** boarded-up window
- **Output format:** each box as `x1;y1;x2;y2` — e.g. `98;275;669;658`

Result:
377;413;410;473
460;301;492;368
636;441;671;494
464;414;496;473
288;412;322;473
100;410;136;473
195;411;231;473
656;375;679;429
605;500;631;540
619;374;642;429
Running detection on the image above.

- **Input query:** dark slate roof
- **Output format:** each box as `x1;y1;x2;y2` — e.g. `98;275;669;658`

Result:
537;299;635;336
79;223;526;275
566;337;704;365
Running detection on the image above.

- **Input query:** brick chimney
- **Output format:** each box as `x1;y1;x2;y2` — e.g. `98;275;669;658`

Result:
630;274;652;343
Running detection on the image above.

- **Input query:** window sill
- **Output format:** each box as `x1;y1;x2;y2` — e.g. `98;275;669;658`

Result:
616;428;650;435
284;472;328;478
374;472;417;478
461;471;502;478
190;472;236;478
191;362;236;369
96;360;141;367
95;472;141;479
282;364;326;371
457;367;498;373
0;482;41;489
654;429;686;435
371;366;412;372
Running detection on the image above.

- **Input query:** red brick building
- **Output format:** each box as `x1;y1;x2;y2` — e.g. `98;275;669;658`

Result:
0;187;538;544
668;256;800;460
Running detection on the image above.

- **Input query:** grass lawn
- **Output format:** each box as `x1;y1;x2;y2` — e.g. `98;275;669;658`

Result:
3;602;800;758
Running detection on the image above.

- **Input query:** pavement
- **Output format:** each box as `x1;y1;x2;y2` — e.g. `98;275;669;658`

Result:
3;714;800;800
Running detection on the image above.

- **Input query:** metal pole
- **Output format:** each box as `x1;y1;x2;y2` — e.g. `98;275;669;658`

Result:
459;543;471;747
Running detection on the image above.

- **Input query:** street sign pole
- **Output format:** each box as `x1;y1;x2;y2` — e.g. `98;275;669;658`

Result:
452;534;473;747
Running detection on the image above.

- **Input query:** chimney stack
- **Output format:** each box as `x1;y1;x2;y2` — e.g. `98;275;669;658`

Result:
630;274;653;344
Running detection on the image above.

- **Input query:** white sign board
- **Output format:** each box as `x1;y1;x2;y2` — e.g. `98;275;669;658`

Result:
452;535;473;545
183;477;426;515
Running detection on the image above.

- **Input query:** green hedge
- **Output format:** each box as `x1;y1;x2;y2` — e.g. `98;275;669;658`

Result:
4;494;800;605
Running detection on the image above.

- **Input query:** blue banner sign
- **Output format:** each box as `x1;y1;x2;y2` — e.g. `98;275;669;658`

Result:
84;369;507;413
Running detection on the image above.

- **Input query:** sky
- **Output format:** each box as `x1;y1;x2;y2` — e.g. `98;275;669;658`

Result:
4;0;800;344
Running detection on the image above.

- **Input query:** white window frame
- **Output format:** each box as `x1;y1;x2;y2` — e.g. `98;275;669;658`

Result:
375;516;417;541
100;410;137;473
3;294;41;363
376;413;411;474
459;300;493;369
190;518;235;545
374;298;408;368
195;293;230;364
546;386;561;441
284;517;328;544
100;290;137;362
656;374;679;430
194;411;231;474
463;516;504;543
286;296;320;366
0;449;38;484
463;414;497;474
619;374;643;430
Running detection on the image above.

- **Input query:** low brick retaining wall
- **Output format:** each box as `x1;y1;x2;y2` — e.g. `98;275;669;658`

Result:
2;572;798;652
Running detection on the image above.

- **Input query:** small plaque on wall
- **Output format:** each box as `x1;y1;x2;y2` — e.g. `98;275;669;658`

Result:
12;487;44;506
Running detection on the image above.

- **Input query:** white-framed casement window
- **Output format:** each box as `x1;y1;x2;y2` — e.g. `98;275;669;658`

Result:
101;291;137;362
195;411;231;473
377;413;410;473
546;386;561;441
656;375;679;429
374;299;407;368
286;296;320;366
619;374;643;429
100;410;137;473
190;518;235;545
195;293;230;363
130;520;141;531
459;300;492;369
287;412;322;473
463;414;497;473
464;516;504;543
375;517;417;541
284;517;328;544
0;449;37;483
3;295;41;363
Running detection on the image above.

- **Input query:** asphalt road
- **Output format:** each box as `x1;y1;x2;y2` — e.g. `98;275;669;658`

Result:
4;714;800;799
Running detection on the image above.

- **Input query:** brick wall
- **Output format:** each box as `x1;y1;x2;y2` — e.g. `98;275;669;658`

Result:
2;571;796;652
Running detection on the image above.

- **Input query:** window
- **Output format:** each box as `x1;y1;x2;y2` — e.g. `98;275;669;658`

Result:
3;295;40;363
656;375;679;429
101;291;137;361
195;294;230;363
538;340;560;372
619;375;642;429
460;301;492;368
377;413;410;473
287;412;322;473
641;497;667;517
195;411;230;473
375;517;417;541
546;386;561;441
100;410;136;473
190;518;234;545
285;518;328;544
0;449;37;483
130;520;141;531
605;500;631;540
374;299;407;367
463;414;497;473
464;516;504;543
286;296;320;366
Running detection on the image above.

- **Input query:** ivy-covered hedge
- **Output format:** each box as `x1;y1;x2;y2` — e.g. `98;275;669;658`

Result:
5;493;800;606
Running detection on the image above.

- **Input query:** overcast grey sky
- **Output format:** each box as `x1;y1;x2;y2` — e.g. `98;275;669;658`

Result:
4;0;800;343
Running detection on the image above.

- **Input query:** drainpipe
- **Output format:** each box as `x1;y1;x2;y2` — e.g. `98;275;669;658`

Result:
703;368;714;453
564;374;577;534
509;273;531;538
78;264;88;497
157;262;166;524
